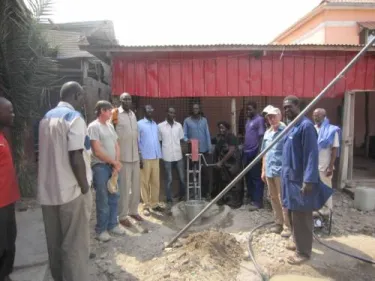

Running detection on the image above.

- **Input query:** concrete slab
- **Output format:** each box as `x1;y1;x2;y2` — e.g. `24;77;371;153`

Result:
14;207;48;268
10;264;48;281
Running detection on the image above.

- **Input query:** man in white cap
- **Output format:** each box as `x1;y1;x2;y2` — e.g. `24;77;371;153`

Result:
262;105;273;129
261;105;291;237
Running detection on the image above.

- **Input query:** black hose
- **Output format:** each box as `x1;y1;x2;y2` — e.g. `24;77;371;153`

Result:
247;221;375;281
247;221;273;281
313;233;375;264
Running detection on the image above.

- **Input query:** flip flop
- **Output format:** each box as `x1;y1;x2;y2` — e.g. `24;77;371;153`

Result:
287;254;309;265
142;208;151;216
286;242;296;251
130;214;144;222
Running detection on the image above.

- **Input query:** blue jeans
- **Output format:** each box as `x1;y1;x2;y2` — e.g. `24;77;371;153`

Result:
92;163;119;234
244;152;264;207
163;159;186;202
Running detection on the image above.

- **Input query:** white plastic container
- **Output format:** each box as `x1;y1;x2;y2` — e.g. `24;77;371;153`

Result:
354;187;375;211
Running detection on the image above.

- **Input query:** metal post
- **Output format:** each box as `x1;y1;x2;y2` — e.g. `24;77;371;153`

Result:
186;155;190;200
198;155;202;199
81;59;89;79
338;91;353;189
165;37;375;248
231;98;237;136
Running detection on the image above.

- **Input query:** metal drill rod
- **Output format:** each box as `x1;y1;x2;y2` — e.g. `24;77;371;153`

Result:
165;37;375;248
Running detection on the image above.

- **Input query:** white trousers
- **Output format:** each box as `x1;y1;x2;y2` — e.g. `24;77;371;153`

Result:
319;171;333;210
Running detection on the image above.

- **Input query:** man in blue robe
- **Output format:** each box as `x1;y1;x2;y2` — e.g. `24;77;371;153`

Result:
282;96;333;265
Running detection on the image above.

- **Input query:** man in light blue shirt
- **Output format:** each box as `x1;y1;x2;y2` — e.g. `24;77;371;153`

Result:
138;105;163;215
183;103;212;198
183;104;212;154
261;105;291;237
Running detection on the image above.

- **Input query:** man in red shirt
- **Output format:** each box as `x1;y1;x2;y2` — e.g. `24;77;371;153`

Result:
0;97;20;281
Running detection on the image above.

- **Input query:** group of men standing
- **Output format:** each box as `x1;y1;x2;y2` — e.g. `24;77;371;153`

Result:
230;96;339;265
113;94;212;217
35;82;213;280
255;96;338;265
0;80;340;281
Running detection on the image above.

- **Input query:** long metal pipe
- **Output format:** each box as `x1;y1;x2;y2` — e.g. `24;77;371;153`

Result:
165;37;375;248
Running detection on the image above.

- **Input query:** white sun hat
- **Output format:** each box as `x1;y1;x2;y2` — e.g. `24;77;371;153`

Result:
263;105;280;116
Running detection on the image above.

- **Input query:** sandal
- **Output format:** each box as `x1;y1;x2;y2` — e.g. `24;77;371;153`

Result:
281;229;292;238
130;214;144;222
287;254;309;265
119;218;132;228
286;241;296;251
142;208;151;216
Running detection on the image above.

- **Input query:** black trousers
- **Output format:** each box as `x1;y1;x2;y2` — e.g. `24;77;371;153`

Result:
0;203;17;281
289;210;313;258
201;152;212;198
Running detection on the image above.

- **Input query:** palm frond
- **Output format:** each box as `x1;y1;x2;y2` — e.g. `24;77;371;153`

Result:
0;0;58;196
27;0;54;23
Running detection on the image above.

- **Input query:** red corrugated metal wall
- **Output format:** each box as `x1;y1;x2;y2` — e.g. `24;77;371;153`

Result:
112;51;375;98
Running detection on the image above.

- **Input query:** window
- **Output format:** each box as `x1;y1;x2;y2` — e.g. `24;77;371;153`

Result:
368;30;375;44
359;24;375;45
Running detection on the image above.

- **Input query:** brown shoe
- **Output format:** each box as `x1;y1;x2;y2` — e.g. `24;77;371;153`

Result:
130;214;144;222
120;218;132;228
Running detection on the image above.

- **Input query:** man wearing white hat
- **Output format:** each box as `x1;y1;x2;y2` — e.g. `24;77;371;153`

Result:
262;105;274;129
261;105;291;237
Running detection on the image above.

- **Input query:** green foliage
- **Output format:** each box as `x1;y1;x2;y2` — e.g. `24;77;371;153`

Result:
0;0;57;196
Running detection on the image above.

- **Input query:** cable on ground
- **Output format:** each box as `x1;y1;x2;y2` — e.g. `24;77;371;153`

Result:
247;220;375;280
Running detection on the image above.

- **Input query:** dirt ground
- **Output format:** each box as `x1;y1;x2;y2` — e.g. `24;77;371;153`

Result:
79;191;375;281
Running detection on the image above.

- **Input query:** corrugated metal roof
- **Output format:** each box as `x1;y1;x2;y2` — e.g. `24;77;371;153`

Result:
322;0;375;3
323;0;375;6
43;30;93;59
273;0;375;43
80;43;375;53
104;43;366;47
358;21;375;29
49;20;117;45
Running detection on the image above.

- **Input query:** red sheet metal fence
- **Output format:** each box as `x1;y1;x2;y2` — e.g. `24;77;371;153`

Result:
112;51;375;98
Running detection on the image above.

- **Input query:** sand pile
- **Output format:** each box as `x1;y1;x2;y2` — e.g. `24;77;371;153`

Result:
183;230;243;262
141;230;243;281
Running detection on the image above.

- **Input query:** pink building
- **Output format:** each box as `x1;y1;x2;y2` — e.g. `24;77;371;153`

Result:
272;0;375;45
